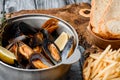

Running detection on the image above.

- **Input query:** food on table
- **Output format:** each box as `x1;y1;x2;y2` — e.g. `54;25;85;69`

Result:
55;32;69;51
61;36;74;60
91;0;120;39
0;46;16;64
42;18;59;33
0;18;74;69
83;45;120;80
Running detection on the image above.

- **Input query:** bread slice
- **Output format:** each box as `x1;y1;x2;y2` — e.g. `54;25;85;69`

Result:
98;0;120;39
90;0;111;34
100;0;120;23
101;19;120;39
91;0;120;39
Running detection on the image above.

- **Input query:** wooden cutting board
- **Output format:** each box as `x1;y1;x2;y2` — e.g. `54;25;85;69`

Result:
6;3;91;49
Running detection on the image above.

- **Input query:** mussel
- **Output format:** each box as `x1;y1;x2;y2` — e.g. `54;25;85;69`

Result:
29;31;44;48
30;53;53;69
61;36;74;60
42;18;59;33
17;41;33;60
6;35;28;58
18;22;38;36
2;21;38;47
30;29;62;65
43;40;61;65
7;41;34;68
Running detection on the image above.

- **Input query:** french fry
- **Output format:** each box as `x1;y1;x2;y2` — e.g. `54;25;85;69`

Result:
95;62;117;78
91;61;103;78
83;57;91;68
90;54;99;59
114;49;120;61
109;72;120;79
83;58;93;80
92;45;111;71
92;77;102;80
103;59;115;63
111;78;120;80
83;45;120;80
102;70;111;80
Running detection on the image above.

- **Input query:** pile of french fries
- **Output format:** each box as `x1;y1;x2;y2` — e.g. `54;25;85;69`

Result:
83;45;120;80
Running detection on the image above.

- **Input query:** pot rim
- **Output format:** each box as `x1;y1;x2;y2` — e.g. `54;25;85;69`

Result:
0;14;79;71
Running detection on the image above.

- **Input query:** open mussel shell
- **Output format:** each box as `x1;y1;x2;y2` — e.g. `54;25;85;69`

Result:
43;40;61;65
1;21;38;47
16;41;34;68
29;28;53;48
7;42;18;59
61;36;74;60
41;18;59;33
29;31;44;48
17;41;33;59
1;21;16;47
30;53;53;69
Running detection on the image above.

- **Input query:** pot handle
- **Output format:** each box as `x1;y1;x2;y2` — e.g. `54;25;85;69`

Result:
62;47;81;65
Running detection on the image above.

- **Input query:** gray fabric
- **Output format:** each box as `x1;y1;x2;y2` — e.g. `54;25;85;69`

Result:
0;0;91;13
0;0;91;23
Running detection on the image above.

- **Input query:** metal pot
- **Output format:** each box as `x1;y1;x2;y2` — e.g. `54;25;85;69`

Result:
0;14;80;80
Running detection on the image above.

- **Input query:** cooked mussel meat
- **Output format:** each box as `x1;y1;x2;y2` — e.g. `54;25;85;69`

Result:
30;53;53;69
6;41;34;68
6;35;28;57
18;41;34;67
17;41;34;59
42;18;59;33
33;46;42;53
43;40;61;65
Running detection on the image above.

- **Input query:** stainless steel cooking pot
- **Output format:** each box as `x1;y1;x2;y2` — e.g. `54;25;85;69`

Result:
0;14;80;80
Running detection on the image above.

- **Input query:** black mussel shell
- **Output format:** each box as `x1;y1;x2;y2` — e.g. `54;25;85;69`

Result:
2;21;38;47
19;22;38;36
39;28;49;40
29;32;43;48
2;21;20;47
61;36;74;60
